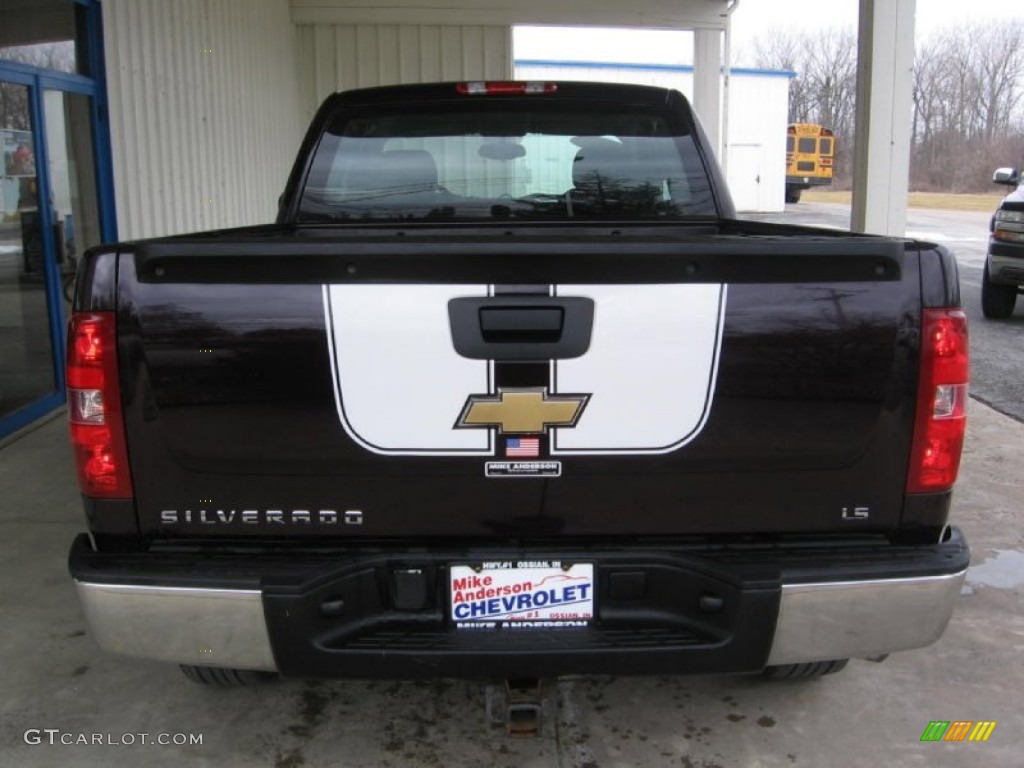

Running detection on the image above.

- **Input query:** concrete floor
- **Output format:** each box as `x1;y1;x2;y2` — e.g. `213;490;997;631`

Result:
0;404;1021;768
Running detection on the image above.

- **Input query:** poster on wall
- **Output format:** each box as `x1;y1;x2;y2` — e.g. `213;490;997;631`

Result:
3;129;36;177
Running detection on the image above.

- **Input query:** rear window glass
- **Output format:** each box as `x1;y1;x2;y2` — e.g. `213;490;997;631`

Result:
797;137;816;154
298;101;716;222
820;138;833;155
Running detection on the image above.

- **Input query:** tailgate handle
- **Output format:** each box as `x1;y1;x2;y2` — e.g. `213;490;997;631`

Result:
479;307;563;343
448;296;594;360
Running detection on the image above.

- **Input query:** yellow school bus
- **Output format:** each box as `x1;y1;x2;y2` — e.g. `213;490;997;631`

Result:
785;124;835;203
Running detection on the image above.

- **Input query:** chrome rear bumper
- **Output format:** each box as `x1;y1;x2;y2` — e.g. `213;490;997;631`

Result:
74;582;277;671
74;567;967;673
765;569;966;666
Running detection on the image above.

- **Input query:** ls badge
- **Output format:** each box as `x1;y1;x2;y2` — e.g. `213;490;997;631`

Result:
455;387;590;478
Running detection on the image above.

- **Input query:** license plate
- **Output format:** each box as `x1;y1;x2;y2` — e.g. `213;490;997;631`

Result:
449;561;594;629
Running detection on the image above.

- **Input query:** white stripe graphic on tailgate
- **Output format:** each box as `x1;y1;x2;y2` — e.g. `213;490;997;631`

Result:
323;284;493;455
550;283;726;454
324;283;726;456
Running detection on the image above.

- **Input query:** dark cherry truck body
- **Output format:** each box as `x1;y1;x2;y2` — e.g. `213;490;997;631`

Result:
67;82;970;684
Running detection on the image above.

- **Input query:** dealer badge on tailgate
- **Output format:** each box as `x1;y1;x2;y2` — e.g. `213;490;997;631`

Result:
449;561;594;629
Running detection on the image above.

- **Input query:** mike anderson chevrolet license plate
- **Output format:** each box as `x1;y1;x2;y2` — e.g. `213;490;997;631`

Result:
449;561;595;629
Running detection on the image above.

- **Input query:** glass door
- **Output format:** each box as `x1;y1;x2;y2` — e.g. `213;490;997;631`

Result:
42;87;101;323
0;0;111;438
0;76;107;434
0;79;57;424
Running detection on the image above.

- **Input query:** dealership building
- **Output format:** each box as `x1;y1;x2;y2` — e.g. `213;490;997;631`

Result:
0;0;917;440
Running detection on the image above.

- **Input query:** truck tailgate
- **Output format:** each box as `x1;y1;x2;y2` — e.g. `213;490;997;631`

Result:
117;228;917;539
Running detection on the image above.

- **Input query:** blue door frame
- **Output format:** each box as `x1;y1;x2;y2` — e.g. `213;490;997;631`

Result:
0;0;116;440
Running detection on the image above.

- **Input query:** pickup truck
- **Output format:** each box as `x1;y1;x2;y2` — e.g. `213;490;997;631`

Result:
982;166;1024;318
67;82;970;694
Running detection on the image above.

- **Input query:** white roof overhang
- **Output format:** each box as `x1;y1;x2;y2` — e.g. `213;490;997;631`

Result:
291;0;731;31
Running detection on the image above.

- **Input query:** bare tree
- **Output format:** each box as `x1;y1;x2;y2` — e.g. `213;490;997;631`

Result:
976;22;1024;142
1;42;76;73
757;20;1024;193
802;28;857;141
755;28;858;185
911;21;1024;191
754;32;813;125
0;82;31;131
0;43;76;130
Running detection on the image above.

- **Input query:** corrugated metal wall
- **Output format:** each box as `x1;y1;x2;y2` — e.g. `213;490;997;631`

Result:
295;24;512;121
102;0;302;240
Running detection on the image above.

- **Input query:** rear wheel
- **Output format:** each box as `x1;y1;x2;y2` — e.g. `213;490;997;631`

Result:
762;658;849;679
179;665;276;687
785;186;802;203
981;262;1017;319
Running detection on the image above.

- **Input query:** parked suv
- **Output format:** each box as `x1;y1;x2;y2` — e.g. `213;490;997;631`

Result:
983;167;1024;318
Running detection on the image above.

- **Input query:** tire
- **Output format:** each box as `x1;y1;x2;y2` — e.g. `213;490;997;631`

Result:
179;665;276;687
981;262;1017;319
785;187;802;204
762;658;849;679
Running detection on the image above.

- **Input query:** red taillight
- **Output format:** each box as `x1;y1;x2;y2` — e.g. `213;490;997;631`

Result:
456;81;558;96
907;308;968;493
67;312;133;498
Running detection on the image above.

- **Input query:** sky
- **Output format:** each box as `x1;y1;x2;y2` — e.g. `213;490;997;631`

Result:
732;0;1021;58
514;0;1023;67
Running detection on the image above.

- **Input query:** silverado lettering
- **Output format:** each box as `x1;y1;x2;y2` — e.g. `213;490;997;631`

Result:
159;509;358;526
67;82;969;695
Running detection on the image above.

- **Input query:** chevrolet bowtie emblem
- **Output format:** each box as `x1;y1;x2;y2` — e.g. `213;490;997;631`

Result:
455;388;590;435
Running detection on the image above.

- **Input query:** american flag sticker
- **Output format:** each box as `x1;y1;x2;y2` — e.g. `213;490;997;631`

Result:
506;437;540;457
